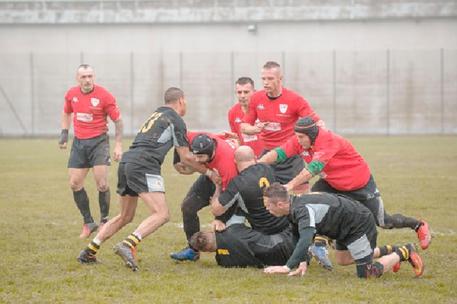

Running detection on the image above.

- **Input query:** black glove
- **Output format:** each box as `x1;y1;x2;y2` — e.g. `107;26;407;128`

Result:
58;129;69;145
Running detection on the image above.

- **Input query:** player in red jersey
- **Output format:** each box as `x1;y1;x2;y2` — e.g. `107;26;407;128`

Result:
259;116;432;251
170;132;239;261
59;64;123;239
240;61;323;150
227;77;264;157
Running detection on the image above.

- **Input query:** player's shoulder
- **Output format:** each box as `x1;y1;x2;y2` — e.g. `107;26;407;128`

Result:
251;90;267;102
66;86;80;96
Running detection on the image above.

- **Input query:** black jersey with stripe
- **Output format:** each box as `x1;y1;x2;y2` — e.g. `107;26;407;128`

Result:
218;163;290;235
290;192;373;242
122;106;188;168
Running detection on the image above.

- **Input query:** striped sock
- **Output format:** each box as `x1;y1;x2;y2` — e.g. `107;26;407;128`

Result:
122;233;141;249
86;241;100;255
394;245;411;262
378;245;398;257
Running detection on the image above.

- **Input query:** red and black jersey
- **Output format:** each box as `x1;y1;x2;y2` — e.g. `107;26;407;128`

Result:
227;103;264;157
64;84;121;139
281;128;371;191
242;88;319;149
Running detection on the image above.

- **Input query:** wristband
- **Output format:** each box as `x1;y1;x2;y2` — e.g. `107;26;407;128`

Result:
59;129;69;145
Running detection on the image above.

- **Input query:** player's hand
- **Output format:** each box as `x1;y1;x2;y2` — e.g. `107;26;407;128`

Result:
288;262;307;277
284;183;293;192
254;122;267;133
58;129;68;149
211;220;226;232
113;144;122;162
264;265;290;274
222;131;239;140
208;168;222;185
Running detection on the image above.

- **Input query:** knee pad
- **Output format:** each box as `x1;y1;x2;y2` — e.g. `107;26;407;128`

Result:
356;262;384;278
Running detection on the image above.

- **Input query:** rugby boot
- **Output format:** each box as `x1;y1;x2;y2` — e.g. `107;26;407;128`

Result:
309;243;333;271
77;249;97;264
416;220;431;250
406;243;424;277
170;247;200;261
113;242;139;271
79;222;99;239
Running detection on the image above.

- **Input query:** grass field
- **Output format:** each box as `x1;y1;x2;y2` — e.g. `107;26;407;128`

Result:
0;136;456;303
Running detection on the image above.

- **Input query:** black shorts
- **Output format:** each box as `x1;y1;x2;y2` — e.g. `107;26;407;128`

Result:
260;152;305;185
68;134;111;168
116;162;164;196
334;213;377;261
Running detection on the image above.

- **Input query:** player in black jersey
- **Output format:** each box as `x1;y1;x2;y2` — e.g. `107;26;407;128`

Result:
263;183;425;278
210;145;290;235
190;220;296;268
77;87;212;271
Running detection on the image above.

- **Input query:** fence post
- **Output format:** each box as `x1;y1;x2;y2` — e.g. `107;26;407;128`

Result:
386;49;390;136
440;48;444;134
282;51;286;86
30;52;35;136
130;52;134;135
332;49;336;132
230;51;234;93
179;52;183;89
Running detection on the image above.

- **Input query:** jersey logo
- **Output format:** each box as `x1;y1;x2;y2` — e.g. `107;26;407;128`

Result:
257;104;265;110
301;151;310;157
90;97;100;107
72;96;78;103
217;248;230;255
235;117;242;123
279;104;288;113
258;177;270;189
76;112;93;122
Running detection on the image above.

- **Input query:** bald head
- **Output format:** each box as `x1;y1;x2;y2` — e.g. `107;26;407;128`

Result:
234;146;256;172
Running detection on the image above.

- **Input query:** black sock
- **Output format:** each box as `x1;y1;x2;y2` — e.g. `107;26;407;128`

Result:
98;188;110;222
378;245;397;257
394;245;411;262
73;188;93;224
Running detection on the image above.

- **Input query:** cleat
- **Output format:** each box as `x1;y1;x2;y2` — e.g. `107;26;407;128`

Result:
406;244;424;277
309;244;333;271
113;242;139;271
392;261;401;273
77;249;97;264
79;222;99;239
416;220;431;250
170;247;200;262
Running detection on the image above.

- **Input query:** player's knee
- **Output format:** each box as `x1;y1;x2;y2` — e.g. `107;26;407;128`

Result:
120;212;135;225
69;180;83;191
158;210;170;225
356;262;384;279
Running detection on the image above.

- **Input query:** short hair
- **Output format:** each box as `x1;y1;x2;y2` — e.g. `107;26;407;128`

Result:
164;87;184;104
263;61;281;70
235;77;254;87
77;63;92;71
263;182;289;205
189;231;210;251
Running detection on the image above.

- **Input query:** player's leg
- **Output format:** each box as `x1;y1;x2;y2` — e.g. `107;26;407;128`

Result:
78;162;138;264
69;168;98;238
113;171;168;271
171;175;214;261
377;243;424;277
78;194;138;264
89;134;112;226
93;165;110;225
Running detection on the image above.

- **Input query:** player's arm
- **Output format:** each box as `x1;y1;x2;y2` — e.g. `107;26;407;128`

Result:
264;226;315;275
175;146;221;184
284;162;323;192
112;118;123;161
240;122;266;135
59;111;72;149
210;183;226;216
258;147;290;165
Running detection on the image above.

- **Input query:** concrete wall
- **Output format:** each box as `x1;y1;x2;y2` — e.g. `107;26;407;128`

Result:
0;1;456;136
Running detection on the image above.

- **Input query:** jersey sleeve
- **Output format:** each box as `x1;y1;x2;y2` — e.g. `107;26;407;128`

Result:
103;91;121;121
311;135;339;166
172;116;189;147
218;179;241;210
280;136;301;158
297;95;320;122
228;108;237;133
63;91;73;114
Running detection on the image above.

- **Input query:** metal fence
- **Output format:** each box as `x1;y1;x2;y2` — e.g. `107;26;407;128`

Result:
1;49;456;136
